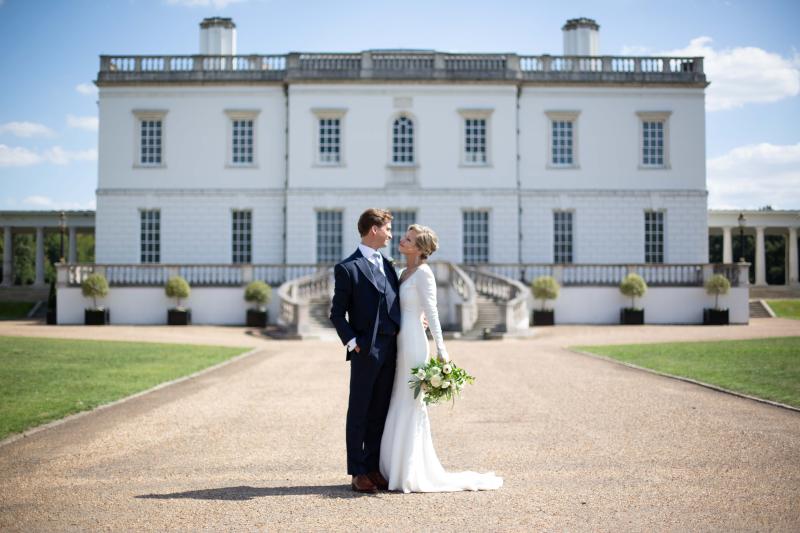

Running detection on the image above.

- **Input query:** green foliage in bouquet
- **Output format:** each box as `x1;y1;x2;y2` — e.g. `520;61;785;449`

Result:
408;358;475;407
704;273;731;310
81;273;109;310
165;275;191;309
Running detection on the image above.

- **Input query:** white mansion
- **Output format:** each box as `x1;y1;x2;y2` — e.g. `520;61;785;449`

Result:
47;17;756;326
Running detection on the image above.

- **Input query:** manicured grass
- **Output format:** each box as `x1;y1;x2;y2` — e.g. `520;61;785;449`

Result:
0;336;250;440
766;299;800;320
0;302;35;320
572;336;800;408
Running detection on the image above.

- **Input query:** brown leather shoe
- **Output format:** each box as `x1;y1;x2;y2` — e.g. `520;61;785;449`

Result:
367;470;389;490
351;474;377;493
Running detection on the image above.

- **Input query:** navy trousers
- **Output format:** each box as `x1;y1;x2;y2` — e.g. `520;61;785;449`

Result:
345;332;397;476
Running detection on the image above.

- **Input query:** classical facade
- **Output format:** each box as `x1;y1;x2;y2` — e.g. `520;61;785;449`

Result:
93;17;709;269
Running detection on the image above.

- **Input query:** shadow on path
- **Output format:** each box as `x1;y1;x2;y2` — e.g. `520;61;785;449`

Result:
136;484;390;501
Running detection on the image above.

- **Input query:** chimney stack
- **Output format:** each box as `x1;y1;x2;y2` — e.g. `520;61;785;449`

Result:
562;17;599;56
199;17;237;55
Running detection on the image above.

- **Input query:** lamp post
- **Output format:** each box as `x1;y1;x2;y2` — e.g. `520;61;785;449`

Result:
737;212;746;262
59;211;66;263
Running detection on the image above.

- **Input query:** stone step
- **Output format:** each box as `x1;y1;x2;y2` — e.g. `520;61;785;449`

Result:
0;287;50;303
749;300;773;318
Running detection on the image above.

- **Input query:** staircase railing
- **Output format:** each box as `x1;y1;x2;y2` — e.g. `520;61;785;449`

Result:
461;266;530;333
277;267;333;335
429;262;478;332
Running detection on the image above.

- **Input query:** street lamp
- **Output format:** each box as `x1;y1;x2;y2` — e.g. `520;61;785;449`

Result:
59;211;66;263
737;212;746;262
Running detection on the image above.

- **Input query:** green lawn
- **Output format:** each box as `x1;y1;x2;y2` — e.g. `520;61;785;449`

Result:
766;300;800;320
0;302;35;320
572;336;800;408
0;336;250;440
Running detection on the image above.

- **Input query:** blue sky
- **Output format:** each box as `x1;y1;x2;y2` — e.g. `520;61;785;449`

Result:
1;0;798;210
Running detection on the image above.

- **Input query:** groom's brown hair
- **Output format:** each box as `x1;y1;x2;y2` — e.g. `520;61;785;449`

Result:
358;208;393;237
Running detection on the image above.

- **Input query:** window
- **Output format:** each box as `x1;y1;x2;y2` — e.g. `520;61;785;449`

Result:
392;116;414;165
637;111;671;168
645;210;665;263
225;110;259;167
463;210;489;264
140;209;160;263
545;111;579;168
133;110;166;167
319;117;341;164
389;210;417;260
313;108;346;166
316;210;343;263
232;119;254;165
553;211;573;263
232;210;252;264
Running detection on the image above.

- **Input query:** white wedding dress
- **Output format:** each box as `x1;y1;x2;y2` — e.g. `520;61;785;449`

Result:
379;263;503;493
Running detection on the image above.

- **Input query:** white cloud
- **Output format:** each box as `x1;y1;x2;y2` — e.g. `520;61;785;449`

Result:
22;196;96;210
67;114;99;131
0;144;97;167
75;83;98;96
0;121;56;138
166;0;248;7
707;142;800;209
43;146;97;165
660;37;799;111
0;144;42;166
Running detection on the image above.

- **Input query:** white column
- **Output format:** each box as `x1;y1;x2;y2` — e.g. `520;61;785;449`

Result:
34;226;45;287
722;226;733;263
68;227;77;263
2;226;12;286
789;226;798;287
754;226;767;286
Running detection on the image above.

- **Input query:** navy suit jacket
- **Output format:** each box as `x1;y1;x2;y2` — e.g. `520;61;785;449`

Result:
329;248;402;361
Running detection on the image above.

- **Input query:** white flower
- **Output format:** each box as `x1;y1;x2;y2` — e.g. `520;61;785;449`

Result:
450;381;457;389
431;366;441;375
443;363;452;374
416;369;426;380
430;374;442;388
441;380;450;389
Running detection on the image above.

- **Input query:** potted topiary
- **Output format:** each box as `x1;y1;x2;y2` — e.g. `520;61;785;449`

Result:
531;275;560;326
46;278;57;325
244;280;272;327
619;272;647;325
82;272;110;325
703;273;731;325
165;275;191;325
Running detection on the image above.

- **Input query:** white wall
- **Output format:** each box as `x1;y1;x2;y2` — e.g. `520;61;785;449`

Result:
98;85;286;190
519;86;706;191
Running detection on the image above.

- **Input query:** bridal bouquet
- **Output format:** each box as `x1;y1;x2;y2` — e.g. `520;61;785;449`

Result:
408;358;475;406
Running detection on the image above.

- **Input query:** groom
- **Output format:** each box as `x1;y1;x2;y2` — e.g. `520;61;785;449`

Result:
330;208;401;493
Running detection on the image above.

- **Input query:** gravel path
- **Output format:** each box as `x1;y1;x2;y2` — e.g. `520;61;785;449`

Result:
1;319;799;531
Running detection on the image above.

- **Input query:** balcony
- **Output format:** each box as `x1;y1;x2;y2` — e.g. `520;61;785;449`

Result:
97;52;706;86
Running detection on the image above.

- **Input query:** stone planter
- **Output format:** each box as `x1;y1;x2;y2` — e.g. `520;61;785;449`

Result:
532;309;555;326
85;308;110;325
246;309;268;328
703;308;729;325
168;308;192;325
620;308;644;325
46;309;57;325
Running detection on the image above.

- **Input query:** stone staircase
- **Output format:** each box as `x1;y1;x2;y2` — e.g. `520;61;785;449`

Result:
461;296;506;339
749;300;774;319
0;286;49;303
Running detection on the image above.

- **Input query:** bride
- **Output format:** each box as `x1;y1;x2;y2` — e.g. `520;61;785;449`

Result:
379;224;503;493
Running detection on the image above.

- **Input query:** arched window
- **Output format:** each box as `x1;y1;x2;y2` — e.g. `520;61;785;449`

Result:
392;116;414;164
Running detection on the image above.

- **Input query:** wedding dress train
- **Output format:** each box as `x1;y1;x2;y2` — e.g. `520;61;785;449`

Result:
378;263;503;493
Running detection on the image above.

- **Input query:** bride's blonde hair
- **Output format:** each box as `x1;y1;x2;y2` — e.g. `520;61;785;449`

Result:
408;224;439;260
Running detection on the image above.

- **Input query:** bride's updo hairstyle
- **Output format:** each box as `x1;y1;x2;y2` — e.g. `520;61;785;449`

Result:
408;224;439;260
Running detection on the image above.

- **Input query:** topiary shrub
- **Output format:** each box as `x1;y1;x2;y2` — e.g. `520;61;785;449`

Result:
81;273;109;310
619;273;647;310
704;273;731;311
165;275;190;309
244;280;272;310
531;275;560;311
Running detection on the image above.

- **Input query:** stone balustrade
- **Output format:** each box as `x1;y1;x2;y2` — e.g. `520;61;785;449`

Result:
97;52;705;85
